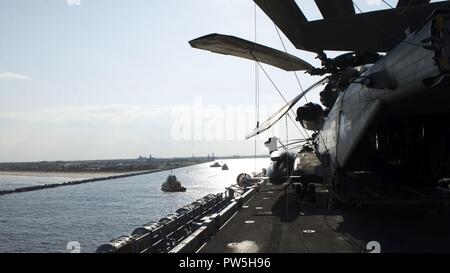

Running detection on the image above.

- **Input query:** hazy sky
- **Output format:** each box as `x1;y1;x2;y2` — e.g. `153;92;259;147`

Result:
0;0;431;162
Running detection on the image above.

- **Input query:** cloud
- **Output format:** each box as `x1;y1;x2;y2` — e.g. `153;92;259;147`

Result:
0;72;31;81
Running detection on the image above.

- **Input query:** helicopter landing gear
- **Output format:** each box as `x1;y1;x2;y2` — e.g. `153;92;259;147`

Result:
293;181;317;203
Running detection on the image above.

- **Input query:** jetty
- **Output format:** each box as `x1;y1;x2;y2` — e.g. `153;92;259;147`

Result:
0;170;160;196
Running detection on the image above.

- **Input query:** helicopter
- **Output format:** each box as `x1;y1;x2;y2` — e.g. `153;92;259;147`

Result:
189;0;450;205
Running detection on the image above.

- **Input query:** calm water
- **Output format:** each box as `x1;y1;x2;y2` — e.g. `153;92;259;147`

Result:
0;158;269;253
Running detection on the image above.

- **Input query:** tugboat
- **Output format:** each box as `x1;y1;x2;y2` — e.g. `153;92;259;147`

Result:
161;173;186;192
221;164;229;170
210;162;221;168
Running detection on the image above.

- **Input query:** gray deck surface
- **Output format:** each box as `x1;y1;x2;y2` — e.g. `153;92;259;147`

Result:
200;183;450;253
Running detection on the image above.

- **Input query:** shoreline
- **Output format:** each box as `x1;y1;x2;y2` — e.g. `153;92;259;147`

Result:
0;162;208;196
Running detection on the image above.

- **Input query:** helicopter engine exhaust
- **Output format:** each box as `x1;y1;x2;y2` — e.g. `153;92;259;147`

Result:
296;103;324;131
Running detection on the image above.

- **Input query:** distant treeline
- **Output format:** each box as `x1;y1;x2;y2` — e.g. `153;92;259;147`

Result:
0;155;268;173
0;157;210;173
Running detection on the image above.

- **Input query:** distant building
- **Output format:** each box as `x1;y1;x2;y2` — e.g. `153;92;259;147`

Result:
137;155;147;162
63;163;81;169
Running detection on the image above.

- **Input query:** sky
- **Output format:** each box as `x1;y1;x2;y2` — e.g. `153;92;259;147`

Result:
0;0;438;162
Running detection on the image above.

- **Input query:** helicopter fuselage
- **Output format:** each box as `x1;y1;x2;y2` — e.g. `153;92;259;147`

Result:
315;13;450;198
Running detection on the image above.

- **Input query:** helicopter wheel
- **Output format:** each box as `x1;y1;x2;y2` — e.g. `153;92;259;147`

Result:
327;174;346;209
294;183;304;201
308;184;317;203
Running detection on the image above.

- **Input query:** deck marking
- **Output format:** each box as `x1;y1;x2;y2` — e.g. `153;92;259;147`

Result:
303;229;316;234
195;242;208;253
219;211;239;230
243;195;256;205
254;212;273;216
226;240;260;253
245;220;255;224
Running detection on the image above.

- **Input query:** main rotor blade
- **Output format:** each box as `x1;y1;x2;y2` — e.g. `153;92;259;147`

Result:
189;33;314;72
245;77;328;140
255;0;446;52
254;0;307;52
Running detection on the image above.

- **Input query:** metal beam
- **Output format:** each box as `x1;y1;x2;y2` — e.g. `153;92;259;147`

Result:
314;0;355;18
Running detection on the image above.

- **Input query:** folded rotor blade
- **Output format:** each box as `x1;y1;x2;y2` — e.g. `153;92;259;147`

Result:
189;33;314;72
246;77;328;139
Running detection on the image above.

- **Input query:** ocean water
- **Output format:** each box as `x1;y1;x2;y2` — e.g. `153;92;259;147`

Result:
0;158;269;253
